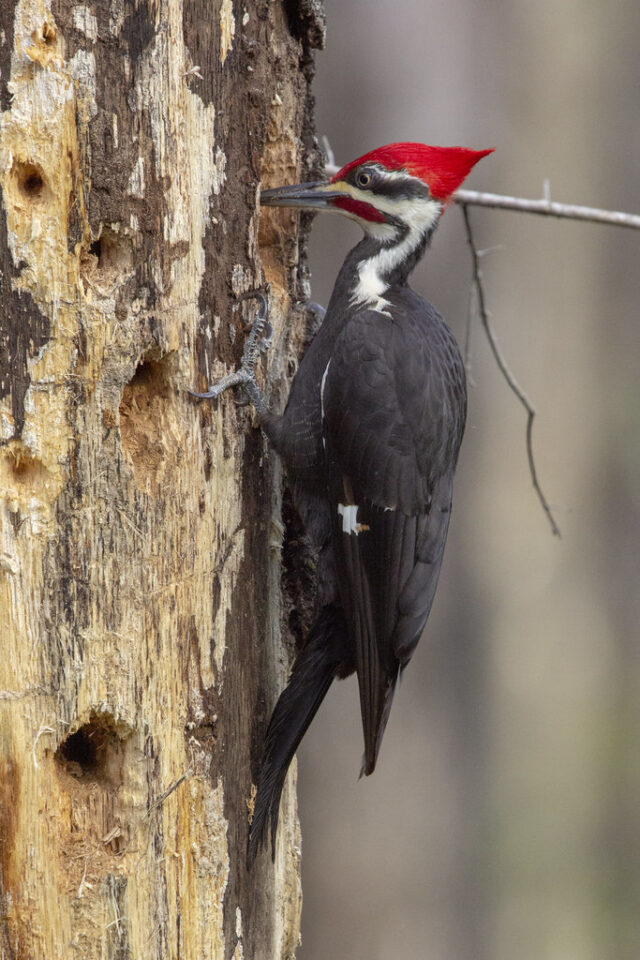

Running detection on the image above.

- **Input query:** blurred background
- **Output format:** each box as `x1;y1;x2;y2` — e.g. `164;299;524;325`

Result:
296;1;640;958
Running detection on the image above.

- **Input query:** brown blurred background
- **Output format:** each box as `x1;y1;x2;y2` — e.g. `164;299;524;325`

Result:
295;1;640;958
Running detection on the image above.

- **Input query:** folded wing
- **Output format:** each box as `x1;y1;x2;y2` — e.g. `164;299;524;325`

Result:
322;303;465;774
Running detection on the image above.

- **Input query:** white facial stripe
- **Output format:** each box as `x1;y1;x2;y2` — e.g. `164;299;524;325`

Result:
363;192;441;222
351;194;442;312
365;164;412;183
331;172;443;312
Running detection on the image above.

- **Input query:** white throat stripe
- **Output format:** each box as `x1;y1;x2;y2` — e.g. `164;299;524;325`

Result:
351;195;441;312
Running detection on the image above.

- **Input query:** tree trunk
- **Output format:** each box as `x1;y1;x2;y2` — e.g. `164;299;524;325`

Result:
0;1;323;956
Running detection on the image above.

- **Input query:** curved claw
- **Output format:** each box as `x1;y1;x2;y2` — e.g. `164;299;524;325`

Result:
305;301;326;321
257;320;274;353
237;288;269;320
187;387;224;400
188;289;270;406
187;367;253;402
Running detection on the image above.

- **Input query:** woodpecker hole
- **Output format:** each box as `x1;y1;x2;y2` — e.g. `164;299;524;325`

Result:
121;353;171;399
119;352;179;493
26;21;59;67
0;442;52;510
22;170;43;196
12;161;46;201
90;227;132;275
83;226;133;291
55;712;129;786
58;726;100;773
3;442;48;485
42;21;57;44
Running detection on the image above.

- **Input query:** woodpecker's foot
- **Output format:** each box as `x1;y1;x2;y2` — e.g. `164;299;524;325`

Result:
188;290;273;406
305;301;326;322
288;299;325;345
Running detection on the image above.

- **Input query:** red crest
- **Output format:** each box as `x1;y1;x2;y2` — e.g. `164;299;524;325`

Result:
332;142;493;201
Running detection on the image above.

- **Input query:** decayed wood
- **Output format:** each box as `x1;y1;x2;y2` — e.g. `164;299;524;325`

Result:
0;0;323;957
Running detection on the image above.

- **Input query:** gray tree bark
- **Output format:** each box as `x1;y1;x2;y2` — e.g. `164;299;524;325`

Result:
0;1;323;956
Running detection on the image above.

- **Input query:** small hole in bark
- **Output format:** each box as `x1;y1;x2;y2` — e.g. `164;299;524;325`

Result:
13;161;46;200
58;726;99;773
88;226;133;284
5;442;47;484
42;21;57;44
123;354;172;399
119;353;178;492
55;712;129;785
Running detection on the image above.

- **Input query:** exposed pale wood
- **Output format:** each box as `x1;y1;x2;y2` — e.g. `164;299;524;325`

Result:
0;1;322;956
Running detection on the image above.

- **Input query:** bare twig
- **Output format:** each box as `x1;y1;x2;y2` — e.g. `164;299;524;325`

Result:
454;188;640;230
463;280;475;382
461;204;561;538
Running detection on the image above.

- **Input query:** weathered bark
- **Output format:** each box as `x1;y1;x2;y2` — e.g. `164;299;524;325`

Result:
0;0;323;956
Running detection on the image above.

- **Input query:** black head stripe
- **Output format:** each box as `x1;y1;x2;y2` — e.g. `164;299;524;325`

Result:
345;165;429;200
372;175;431;201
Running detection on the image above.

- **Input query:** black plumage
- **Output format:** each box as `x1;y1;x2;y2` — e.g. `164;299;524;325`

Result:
246;268;466;863
322;293;465;775
199;142;491;865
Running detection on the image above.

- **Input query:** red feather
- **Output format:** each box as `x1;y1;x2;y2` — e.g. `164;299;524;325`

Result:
332;143;493;201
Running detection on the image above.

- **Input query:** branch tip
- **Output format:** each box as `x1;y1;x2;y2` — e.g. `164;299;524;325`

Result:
461;204;562;538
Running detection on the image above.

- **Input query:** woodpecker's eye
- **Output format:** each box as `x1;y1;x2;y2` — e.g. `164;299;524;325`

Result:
356;170;372;188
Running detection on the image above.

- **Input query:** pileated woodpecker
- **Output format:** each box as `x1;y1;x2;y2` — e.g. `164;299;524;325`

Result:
191;142;492;865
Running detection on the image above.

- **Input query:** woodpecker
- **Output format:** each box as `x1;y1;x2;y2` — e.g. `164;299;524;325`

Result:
191;142;492;865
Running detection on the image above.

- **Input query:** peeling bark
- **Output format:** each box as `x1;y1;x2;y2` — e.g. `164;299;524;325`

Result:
0;1;321;957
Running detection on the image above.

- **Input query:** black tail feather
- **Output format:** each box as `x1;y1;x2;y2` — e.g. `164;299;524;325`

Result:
247;604;349;868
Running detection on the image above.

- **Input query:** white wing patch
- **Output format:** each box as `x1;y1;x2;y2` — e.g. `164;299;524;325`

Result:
320;359;331;421
320;359;331;450
338;503;370;535
338;504;359;534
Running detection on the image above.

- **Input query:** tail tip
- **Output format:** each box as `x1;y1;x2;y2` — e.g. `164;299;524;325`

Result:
359;751;377;779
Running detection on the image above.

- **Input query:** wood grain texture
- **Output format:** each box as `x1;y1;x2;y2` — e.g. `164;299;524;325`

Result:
0;1;321;956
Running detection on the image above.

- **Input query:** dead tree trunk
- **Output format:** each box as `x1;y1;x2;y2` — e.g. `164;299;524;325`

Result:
0;1;323;956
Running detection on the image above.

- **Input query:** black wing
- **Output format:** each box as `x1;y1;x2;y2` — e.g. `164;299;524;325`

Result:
322;301;466;775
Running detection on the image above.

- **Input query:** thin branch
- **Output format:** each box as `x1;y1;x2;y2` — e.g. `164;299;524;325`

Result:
454;188;640;230
461;204;562;538
463;278;475;381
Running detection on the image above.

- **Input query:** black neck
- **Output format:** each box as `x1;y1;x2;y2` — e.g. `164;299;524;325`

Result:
324;222;435;319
